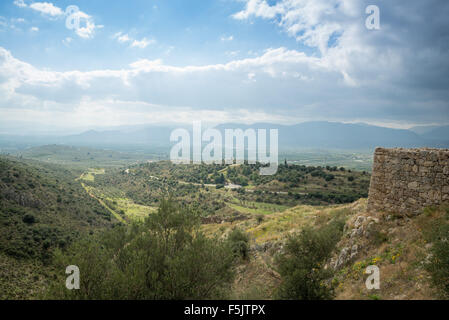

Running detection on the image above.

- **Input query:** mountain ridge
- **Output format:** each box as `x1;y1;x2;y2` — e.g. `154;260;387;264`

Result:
1;121;448;151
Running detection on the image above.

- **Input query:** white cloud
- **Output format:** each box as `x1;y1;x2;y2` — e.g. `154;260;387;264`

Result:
69;10;98;39
29;2;64;16
119;34;131;43
232;0;350;54
2;42;446;130
15;2;99;38
0;100;291;132
12;18;26;23
62;37;72;46
114;32;156;48
231;0;447;89
13;0;27;8
114;32;131;43
1;0;449;130
220;35;234;41
0;45;336;112
0;16;26;31
225;50;240;57
130;38;155;48
29;26;39;32
232;0;282;20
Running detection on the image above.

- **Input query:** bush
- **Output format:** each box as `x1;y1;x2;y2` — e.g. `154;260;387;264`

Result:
275;220;343;300
44;198;235;300
22;214;36;224
426;222;449;298
227;228;250;260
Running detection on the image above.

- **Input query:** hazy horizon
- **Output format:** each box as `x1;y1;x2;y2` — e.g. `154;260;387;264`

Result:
1;120;447;137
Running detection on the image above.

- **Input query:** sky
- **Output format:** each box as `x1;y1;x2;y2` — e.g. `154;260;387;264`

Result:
0;0;448;134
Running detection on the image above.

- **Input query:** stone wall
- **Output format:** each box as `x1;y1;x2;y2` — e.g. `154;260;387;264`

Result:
367;147;449;215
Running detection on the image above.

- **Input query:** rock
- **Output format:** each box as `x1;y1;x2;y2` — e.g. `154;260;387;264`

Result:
364;222;375;237
368;217;380;224
408;181;419;189
350;227;364;238
354;216;366;228
334;247;350;269
350;244;358;259
334;244;360;270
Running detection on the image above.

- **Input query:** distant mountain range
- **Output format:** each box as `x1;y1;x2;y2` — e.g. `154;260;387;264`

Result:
1;122;448;152
214;122;448;149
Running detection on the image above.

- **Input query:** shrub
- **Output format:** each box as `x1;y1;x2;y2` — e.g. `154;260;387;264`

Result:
44;198;235;300
22;214;36;224
227;228;250;260
426;223;449;298
275;220;343;300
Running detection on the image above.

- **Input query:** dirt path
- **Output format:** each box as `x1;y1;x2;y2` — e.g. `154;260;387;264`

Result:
77;169;127;224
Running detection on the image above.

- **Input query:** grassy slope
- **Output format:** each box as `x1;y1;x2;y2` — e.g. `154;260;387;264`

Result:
201;198;443;300
332;204;444;300
78;168;156;223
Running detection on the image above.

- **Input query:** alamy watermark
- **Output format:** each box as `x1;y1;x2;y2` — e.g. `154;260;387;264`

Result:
65;5;87;33
65;265;80;290
365;265;380;290
365;5;380;30
169;122;279;175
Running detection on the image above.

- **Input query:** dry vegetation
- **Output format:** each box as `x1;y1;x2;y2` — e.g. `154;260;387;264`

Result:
202;198;447;300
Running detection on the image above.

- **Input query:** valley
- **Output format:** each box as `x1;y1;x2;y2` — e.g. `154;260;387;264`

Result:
0;145;447;300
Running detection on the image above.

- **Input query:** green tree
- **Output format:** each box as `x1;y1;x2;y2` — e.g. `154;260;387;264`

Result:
45;198;235;300
227;228;250;260
275;221;343;300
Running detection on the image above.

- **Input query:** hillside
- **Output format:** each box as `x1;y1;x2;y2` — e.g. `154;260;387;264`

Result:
0;155;446;300
88;161;370;220
201;199;446;300
0;156;114;299
69;160;447;299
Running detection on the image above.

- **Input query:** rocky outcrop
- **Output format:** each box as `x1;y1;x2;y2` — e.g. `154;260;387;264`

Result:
332;213;379;269
368;147;449;215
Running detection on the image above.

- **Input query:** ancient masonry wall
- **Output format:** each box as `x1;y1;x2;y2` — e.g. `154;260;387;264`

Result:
367;147;449;215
